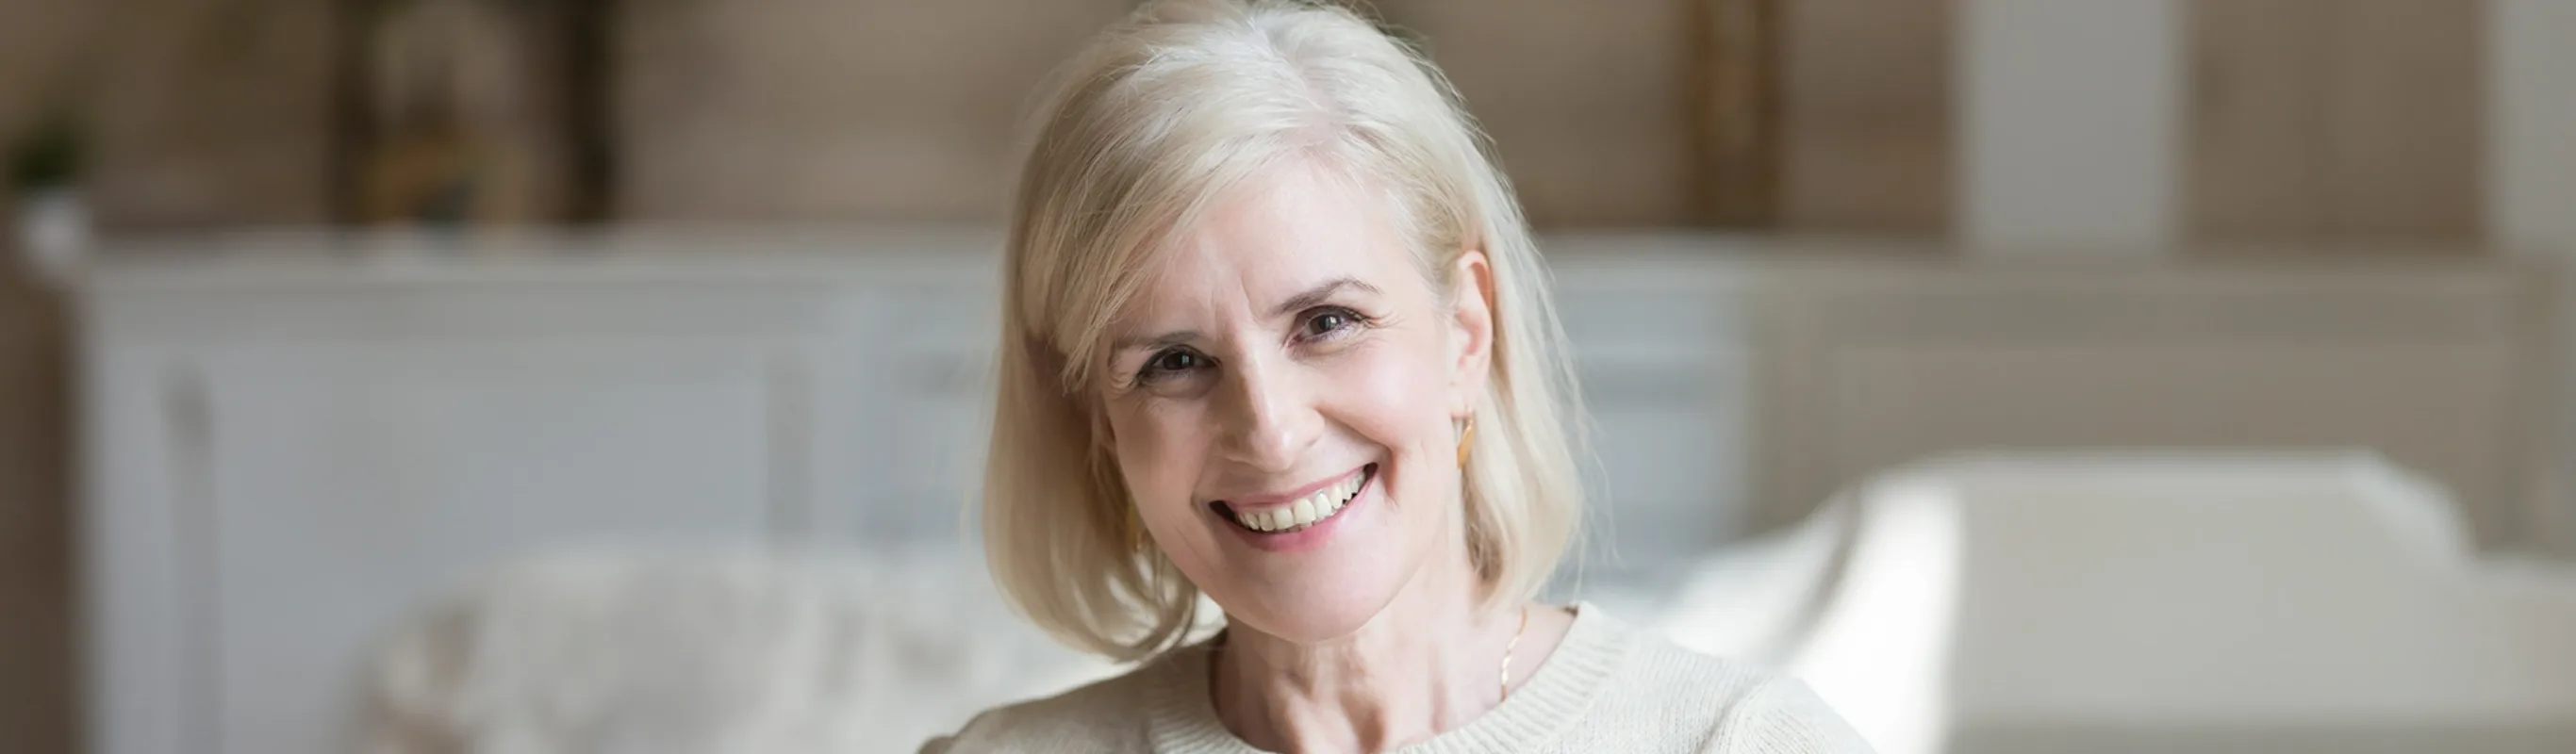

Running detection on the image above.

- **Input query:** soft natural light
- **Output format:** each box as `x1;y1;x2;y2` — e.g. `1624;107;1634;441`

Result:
1791;482;1963;754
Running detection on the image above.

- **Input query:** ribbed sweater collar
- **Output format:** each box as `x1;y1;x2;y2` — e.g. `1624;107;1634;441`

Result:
1142;602;1632;753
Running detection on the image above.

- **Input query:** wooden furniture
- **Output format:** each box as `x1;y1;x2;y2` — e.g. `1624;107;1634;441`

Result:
1;260;74;754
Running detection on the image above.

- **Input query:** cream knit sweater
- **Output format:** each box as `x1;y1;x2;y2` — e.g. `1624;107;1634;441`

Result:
921;603;1875;753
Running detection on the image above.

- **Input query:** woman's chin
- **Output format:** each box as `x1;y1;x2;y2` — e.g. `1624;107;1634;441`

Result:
1194;464;1461;645
1205;545;1412;640
1226;588;1397;645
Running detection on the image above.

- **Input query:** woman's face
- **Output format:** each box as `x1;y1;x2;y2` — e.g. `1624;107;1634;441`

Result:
1095;163;1494;643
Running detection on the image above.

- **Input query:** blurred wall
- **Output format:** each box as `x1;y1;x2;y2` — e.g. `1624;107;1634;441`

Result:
3;0;339;227
0;0;93;130
2188;0;2485;249
1779;0;1954;234
610;0;1714;227
1384;0;1704;227
39;0;1980;232
2494;1;2576;256
616;0;1133;221
84;0;340;227
20;0;2507;242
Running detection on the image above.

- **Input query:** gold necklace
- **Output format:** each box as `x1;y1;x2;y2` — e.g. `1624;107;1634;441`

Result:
1499;605;1528;700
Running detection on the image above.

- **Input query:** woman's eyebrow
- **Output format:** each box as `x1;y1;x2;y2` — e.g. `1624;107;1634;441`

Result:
1109;278;1379;354
1270;277;1379;318
1111;330;1199;355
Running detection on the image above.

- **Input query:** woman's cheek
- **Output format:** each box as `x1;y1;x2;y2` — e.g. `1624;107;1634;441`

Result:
1334;339;1447;428
1331;340;1459;505
1112;408;1199;524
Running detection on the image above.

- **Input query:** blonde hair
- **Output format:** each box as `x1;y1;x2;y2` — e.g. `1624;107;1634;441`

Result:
981;0;1588;661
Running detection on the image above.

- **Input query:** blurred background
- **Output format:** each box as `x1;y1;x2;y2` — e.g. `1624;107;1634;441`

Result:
7;1;2576;753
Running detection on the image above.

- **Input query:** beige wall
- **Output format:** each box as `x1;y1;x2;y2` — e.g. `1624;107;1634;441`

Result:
611;0;1715;227
0;0;98;136
25;0;2509;242
3;0;338;227
1779;0;1955;235
2188;0;2486;249
1388;0;1705;227
86;0;339;227
617;0;1133;221
42;0;1717;228
614;0;1717;227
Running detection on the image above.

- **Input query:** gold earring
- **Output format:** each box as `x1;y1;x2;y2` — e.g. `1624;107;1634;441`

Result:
1126;504;1150;552
1457;417;1476;467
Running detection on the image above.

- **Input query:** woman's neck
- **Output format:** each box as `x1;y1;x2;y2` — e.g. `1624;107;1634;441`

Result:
1208;544;1522;753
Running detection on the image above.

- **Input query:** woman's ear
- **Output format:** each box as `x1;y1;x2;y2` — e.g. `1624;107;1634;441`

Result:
1445;248;1496;418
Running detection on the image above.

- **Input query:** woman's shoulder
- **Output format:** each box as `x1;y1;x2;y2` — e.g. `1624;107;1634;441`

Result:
1572;606;1877;752
916;653;1180;754
1563;608;1772;721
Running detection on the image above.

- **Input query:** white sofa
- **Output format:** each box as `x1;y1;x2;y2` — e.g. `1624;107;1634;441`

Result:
1657;451;2576;754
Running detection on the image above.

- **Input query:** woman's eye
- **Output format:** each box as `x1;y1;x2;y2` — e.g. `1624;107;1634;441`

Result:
1300;306;1364;340
1140;349;1202;381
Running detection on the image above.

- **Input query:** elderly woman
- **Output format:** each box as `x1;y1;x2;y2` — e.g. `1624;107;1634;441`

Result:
928;1;1872;752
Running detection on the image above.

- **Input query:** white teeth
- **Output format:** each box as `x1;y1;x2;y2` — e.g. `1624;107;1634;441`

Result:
1231;468;1368;533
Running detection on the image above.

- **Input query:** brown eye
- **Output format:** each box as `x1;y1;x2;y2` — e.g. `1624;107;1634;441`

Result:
1139;349;1205;383
1299;306;1366;341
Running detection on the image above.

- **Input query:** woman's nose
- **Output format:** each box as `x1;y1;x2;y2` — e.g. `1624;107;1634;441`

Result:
1215;351;1321;473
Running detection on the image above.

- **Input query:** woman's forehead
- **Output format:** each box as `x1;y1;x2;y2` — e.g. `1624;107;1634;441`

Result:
1135;164;1411;312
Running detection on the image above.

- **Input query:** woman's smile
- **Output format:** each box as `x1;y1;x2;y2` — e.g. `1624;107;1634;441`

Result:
1210;463;1378;550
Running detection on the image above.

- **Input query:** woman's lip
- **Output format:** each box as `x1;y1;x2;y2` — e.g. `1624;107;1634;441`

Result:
1221;466;1373;549
1214;465;1374;533
1209;464;1371;510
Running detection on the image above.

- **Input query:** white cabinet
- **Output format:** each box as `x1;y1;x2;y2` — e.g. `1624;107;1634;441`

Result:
77;232;1011;754
201;343;780;754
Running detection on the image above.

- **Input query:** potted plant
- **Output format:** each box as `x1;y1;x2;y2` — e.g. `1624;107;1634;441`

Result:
8;110;89;282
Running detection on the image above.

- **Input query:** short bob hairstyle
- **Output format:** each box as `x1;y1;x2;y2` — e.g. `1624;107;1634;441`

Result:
981;0;1588;662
